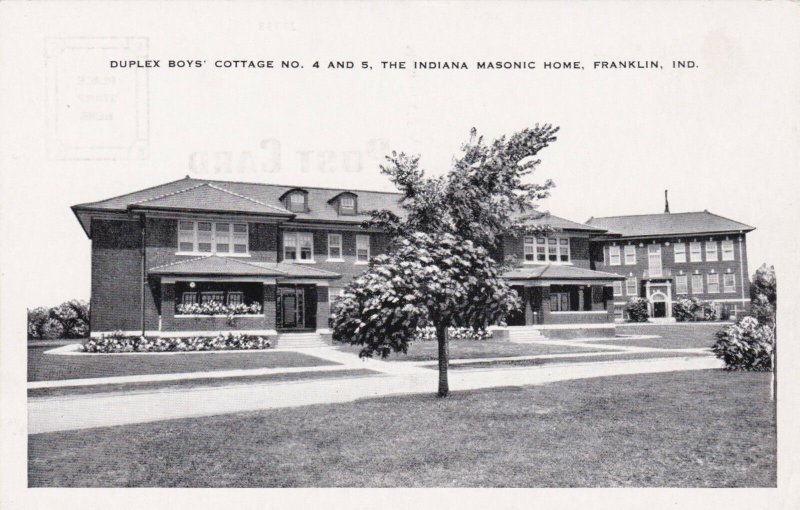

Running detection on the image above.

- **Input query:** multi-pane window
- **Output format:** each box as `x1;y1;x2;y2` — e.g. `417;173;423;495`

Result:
289;193;305;212
524;237;569;263
691;274;703;294
609;245;621;266
182;292;197;305
227;292;244;306
705;241;718;262
284;232;314;261
690;242;702;262
356;235;370;263
340;196;355;215
675;275;688;294
613;281;623;297
707;274;720;293
624;245;636;265
201;291;225;304
614;306;625;321
178;220;248;255
549;292;570;312
674;243;686;263
626;277;637;296
721;240;735;261
328;234;343;260
723;274;736;293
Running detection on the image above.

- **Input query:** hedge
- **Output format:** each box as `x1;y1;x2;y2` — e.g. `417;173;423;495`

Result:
81;332;273;353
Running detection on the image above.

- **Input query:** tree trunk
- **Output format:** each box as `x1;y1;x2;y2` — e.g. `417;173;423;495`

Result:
436;323;450;397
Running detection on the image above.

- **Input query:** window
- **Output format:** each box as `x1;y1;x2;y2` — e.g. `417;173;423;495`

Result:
523;236;570;263
647;244;663;277
614;305;625;321
707;274;720;293
284;232;314;261
201;291;225;304
722;240;735;261
288;193;305;212
691;274;703;294
613;281;623;297
626;277;637;296
182;292;197;305
723;274;736;293
624;244;636;265
549;292;570;312
177;220;248;255
705;241;718;262
356;235;370;263
690;242;702;262
328;234;343;260
340;196;355;215
675;275;688;294
227;291;244;306
609;245;621;266
674;243;686;263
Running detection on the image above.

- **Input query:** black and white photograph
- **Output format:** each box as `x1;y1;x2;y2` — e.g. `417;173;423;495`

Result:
1;1;798;508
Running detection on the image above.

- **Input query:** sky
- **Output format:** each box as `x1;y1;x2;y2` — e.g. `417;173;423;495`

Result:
1;2;799;308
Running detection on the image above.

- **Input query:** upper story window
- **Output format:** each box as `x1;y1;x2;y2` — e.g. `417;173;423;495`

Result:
523;236;569;264
178;220;248;255
288;193;306;212
691;274;703;294
689;241;702;262
608;245;621;266
284;232;314;262
723;273;736;293
612;280;623;297
356;235;370;263
624;245;636;265
705;240;718;262
674;243;686;263
625;277;637;296
340;196;356;215
675;275;688;294
328;233;343;260
707;273;720;293
721;239;735;261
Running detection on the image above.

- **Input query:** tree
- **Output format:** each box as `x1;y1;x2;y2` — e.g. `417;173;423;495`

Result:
750;264;776;327
331;233;520;397
333;126;559;396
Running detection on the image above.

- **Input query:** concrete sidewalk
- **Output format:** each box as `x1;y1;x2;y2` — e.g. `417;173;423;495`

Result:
28;354;723;434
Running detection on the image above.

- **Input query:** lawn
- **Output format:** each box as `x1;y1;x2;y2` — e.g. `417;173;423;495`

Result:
29;369;776;487
28;346;336;382
335;339;601;361
614;322;724;349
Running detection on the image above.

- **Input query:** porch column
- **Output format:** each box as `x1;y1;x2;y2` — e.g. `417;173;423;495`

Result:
316;286;330;331
523;287;534;325
160;281;175;333
540;285;552;324
578;285;585;311
263;284;277;331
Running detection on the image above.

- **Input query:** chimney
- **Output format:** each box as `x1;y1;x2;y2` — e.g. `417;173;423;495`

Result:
664;189;670;214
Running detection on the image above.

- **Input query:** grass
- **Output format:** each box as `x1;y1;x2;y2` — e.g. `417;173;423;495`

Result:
28;369;379;398
28;347;337;382
446;350;708;370
335;339;601;361
615;322;723;349
28;369;775;487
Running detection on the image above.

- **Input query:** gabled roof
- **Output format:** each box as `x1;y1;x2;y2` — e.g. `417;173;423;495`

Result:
503;264;625;281
129;183;293;216
585;211;755;238
149;255;341;279
511;210;608;233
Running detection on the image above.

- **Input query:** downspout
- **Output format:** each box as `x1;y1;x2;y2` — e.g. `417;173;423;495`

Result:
140;213;147;337
738;234;746;305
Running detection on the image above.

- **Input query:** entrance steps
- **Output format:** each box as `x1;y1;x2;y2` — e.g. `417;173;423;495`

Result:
506;327;545;343
277;332;329;349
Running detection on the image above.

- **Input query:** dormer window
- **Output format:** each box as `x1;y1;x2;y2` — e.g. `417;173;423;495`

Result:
340;196;356;215
289;193;305;212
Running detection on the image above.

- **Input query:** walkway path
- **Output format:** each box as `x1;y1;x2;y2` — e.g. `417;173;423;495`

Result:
29;345;722;434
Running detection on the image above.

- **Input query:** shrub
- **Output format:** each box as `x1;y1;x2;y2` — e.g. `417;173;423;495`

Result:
27;300;90;339
81;331;273;353
672;297;695;322
712;316;774;371
413;327;491;342
38;318;65;339
175;301;263;316
625;297;650;322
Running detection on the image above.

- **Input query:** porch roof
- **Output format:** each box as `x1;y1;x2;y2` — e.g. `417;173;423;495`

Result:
149;256;341;279
502;264;625;282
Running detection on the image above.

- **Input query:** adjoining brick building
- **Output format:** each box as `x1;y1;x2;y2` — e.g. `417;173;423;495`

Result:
72;177;753;342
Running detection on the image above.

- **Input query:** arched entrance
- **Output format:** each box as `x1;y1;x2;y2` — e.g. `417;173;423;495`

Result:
650;291;668;318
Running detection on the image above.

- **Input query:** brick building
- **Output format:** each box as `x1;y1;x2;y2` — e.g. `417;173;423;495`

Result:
72;177;753;341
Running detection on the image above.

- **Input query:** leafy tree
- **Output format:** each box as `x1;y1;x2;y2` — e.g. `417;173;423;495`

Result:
750;264;776;327
332;233;520;396
333;127;559;396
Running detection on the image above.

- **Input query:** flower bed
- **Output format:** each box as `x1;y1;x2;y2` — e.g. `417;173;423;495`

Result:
82;332;273;353
413;326;491;342
175;301;262;316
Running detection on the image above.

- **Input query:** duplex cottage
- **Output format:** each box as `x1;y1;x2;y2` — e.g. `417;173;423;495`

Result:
72;177;754;344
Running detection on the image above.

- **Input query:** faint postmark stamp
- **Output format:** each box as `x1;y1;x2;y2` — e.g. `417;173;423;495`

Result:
45;37;149;160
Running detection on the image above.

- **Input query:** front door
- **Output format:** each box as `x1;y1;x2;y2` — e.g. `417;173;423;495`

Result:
278;286;305;329
653;301;667;318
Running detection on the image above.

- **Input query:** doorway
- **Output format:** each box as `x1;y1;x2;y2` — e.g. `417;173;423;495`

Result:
277;285;316;330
